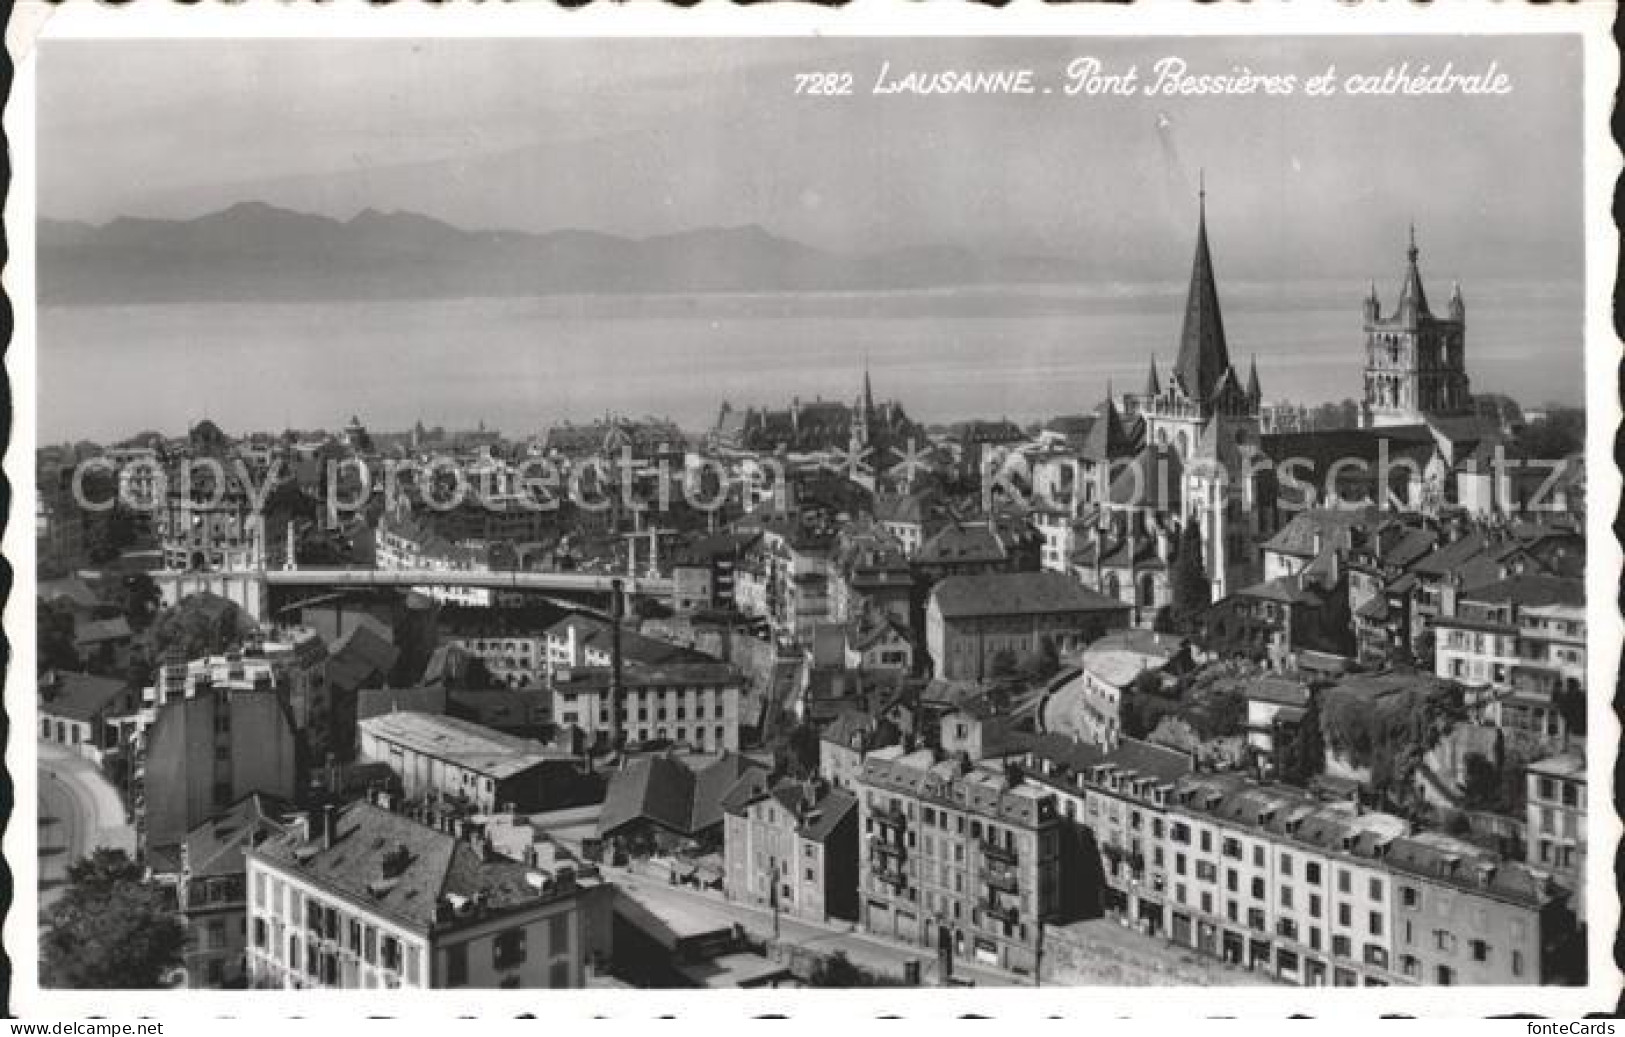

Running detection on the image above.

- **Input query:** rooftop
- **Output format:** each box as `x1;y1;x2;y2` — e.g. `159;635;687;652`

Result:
359;712;576;780
932;571;1128;619
251;800;578;935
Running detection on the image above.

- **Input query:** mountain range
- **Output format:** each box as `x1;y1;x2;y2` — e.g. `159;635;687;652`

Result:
38;202;1100;305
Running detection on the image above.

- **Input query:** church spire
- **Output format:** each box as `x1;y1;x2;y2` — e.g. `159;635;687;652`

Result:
1395;224;1431;323
1144;355;1161;398
1246;354;1261;402
1173;181;1232;404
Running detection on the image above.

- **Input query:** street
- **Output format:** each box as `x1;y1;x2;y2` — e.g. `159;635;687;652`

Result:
607;863;1020;987
37;740;137;911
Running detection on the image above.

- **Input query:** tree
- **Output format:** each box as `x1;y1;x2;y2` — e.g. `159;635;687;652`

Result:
116;572;162;632
38;599;81;675
1021;637;1061;681
1460;752;1502;812
805;950;902;988
1553;684;1586;738
41;848;187;988
146;594;251;662
987;649;1020;680
1277;691;1326;787
1167;523;1211;635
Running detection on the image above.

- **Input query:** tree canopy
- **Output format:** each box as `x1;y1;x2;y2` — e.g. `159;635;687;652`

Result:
145;593;253;662
1167;522;1211;635
41;848;187;988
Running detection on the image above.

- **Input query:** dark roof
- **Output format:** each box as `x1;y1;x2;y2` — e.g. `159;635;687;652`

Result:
599;751;769;839
328;619;400;691
1080;397;1134;462
251;801;573;934
40;671;129;722
932;572;1128;619
1264;509;1379;559
1458;573;1583;609
916;523;1010;566
182;792;296;880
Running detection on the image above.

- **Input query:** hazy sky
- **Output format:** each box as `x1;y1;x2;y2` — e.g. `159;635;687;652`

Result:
39;34;1583;278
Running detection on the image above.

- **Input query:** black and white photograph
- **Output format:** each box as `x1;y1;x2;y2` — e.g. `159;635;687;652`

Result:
5;1;1618;1021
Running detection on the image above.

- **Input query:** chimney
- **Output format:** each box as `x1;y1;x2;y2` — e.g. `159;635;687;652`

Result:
322;803;336;850
608;579;626;756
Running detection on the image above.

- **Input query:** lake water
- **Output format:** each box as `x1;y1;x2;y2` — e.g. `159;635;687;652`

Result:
36;279;1584;444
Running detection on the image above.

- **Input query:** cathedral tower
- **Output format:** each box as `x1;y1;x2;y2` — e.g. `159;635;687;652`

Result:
1361;227;1470;427
1139;185;1259;461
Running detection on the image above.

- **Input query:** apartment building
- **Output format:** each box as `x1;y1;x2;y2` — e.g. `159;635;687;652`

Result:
723;776;859;924
1016;734;1194;928
149;628;330;752
1015;740;1575;988
854;746;1062;973
1526;750;1586;921
245;800;587;989
1387;831;1567;985
550;662;746;752
1434;574;1583;747
176;793;295;988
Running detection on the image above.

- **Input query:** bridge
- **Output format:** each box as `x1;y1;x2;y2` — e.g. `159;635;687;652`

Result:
152;566;673;621
263;568;673;597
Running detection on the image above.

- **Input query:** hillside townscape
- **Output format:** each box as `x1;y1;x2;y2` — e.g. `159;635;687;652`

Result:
37;198;1590;991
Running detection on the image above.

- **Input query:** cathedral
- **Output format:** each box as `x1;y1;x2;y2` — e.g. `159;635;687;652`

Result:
1069;188;1266;614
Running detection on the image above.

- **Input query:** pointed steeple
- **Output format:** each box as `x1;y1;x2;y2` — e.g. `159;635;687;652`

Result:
1144;355;1162;398
862;359;875;419
1081;382;1128;461
1246;354;1261;402
1394;223;1431;323
1173;182;1233;404
1448;280;1465;321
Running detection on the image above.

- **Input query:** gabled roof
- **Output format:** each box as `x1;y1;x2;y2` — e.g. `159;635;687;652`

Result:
599;751;769;839
1079;395;1133;462
182;792;296;880
328;616;400;691
1457;573;1583;610
39;671;130;722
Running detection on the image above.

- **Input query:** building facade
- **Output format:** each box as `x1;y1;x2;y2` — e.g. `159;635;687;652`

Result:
926;572;1131;681
245;801;587;989
723;777;860;924
854;746;1063;974
550;662;747;752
